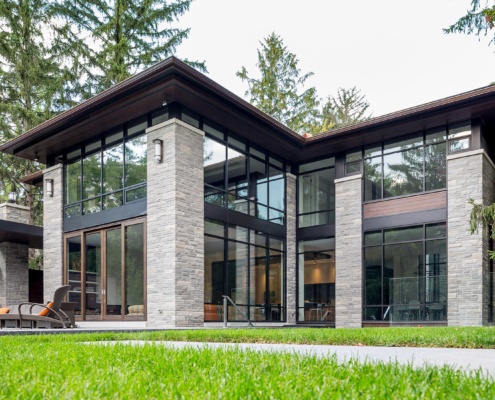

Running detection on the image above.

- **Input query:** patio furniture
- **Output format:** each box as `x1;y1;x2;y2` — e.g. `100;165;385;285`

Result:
17;285;72;329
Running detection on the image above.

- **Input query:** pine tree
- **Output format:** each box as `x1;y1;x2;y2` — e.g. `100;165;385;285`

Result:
445;1;495;45
237;33;320;134
317;87;371;132
55;0;206;95
0;0;80;223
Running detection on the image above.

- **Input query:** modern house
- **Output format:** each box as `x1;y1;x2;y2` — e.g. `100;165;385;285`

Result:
1;57;494;328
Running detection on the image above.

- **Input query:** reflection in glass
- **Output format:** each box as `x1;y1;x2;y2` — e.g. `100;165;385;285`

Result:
204;236;224;307
85;232;101;316
364;157;382;201
125;186;146;203
425;142;446;191
298;167;335;227
103;144;124;193
125;223;144;315
383;148;423;197
67;236;82;315
125;135;147;187
65;160;81;205
83;198;101;215
106;229;122;316
83;152;102;199
204;138;226;189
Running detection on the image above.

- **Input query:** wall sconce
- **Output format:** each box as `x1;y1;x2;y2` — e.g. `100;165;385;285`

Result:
153;139;163;164
8;192;16;204
46;179;54;197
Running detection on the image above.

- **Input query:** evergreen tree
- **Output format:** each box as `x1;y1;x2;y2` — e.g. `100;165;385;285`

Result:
55;0;206;95
445;1;495;44
316;87;371;132
0;0;80;223
237;33;320;134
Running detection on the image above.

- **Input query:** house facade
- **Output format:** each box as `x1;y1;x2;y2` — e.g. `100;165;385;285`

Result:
1;57;495;328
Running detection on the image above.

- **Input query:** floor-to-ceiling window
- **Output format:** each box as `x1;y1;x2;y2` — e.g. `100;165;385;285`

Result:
204;218;285;322
297;238;335;323
363;222;447;323
65;218;146;321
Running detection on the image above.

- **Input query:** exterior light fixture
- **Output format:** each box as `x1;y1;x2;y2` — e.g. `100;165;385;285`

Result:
153;139;163;163
8;192;16;204
46;179;54;197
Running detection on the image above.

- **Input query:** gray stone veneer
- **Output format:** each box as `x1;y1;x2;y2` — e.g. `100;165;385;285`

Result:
447;149;495;326
335;174;363;328
285;173;297;324
0;203;30;306
42;165;64;302
146;119;204;327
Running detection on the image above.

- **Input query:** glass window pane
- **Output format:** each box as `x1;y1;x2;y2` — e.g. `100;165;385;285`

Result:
125;134;147;186
67;148;81;160
298;211;332;228
227;147;247;197
151;107;169;126
425;128;446;144
298;168;335;215
269;166;283;180
181;107;200;129
228;224;249;242
383;149;423;198
384;226;423;243
365;246;382;306
83;152;102;199
125;223;145;315
205;186;225;207
364;231;382;246
67;236;82;315
82;198;101;215
425;142;446;191
449;138;470;152
384;134;423;154
298;238;334;254
125;186;146;203
64;204;81;218
103;143;124;193
448;121;471;139
127;116;148;136
103;192;123;210
250;147;265;160
227;241;249;305
345;150;362;163
106;228;122;316
85;232;101;316
269;156;283;169
65;160;81;204
364;145;381;158
299;158;335;173
426;223;447;239
204;138;226;190
345;161;361;175
205;218;225;237
85;140;101;153
269;237;284;251
204;120;224;141
269;178;284;210
204;235;225;305
228;136;246;152
364;156;382;201
269;208;284;225
105;129;124;146
256;204;268;220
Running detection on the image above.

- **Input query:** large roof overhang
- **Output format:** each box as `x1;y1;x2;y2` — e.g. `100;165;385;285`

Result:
0;220;43;249
2;56;495;164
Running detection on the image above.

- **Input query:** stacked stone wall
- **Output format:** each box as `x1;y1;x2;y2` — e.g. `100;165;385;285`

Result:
146;119;204;327
335;174;363;328
285;173;297;324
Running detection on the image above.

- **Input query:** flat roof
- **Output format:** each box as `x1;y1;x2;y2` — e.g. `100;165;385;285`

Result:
0;220;43;249
2;57;495;164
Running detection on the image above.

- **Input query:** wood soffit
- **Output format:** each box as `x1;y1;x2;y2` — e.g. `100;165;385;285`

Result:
3;57;495;164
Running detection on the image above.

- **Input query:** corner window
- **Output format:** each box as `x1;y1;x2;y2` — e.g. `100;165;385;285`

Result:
448;121;471;153
345;149;362;175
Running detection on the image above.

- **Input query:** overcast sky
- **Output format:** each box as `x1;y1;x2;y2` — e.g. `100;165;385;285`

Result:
174;0;495;117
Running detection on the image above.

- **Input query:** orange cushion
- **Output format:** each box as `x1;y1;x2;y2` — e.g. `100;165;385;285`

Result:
0;307;9;314
38;301;54;316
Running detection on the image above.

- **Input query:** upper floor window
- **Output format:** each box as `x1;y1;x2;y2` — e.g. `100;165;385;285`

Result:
448;121;471;153
64;117;150;218
364;128;446;201
203;120;285;225
298;158;335;228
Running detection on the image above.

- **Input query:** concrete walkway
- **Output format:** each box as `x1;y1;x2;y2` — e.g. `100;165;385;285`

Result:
106;341;495;377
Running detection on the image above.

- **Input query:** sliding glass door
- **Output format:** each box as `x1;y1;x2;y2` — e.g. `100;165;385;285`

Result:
65;218;146;321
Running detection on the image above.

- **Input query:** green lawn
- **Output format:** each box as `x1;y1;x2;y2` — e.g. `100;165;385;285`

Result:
41;326;495;348
1;327;495;398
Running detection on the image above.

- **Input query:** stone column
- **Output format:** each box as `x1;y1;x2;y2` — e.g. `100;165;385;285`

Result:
335;174;363;328
0;203;30;306
447;150;495;326
285;173;297;324
42;164;64;302
146;119;204;327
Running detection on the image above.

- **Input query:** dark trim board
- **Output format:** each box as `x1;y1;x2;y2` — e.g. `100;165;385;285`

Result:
0;220;43;248
63;200;147;232
297;224;336;241
363;208;447;232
